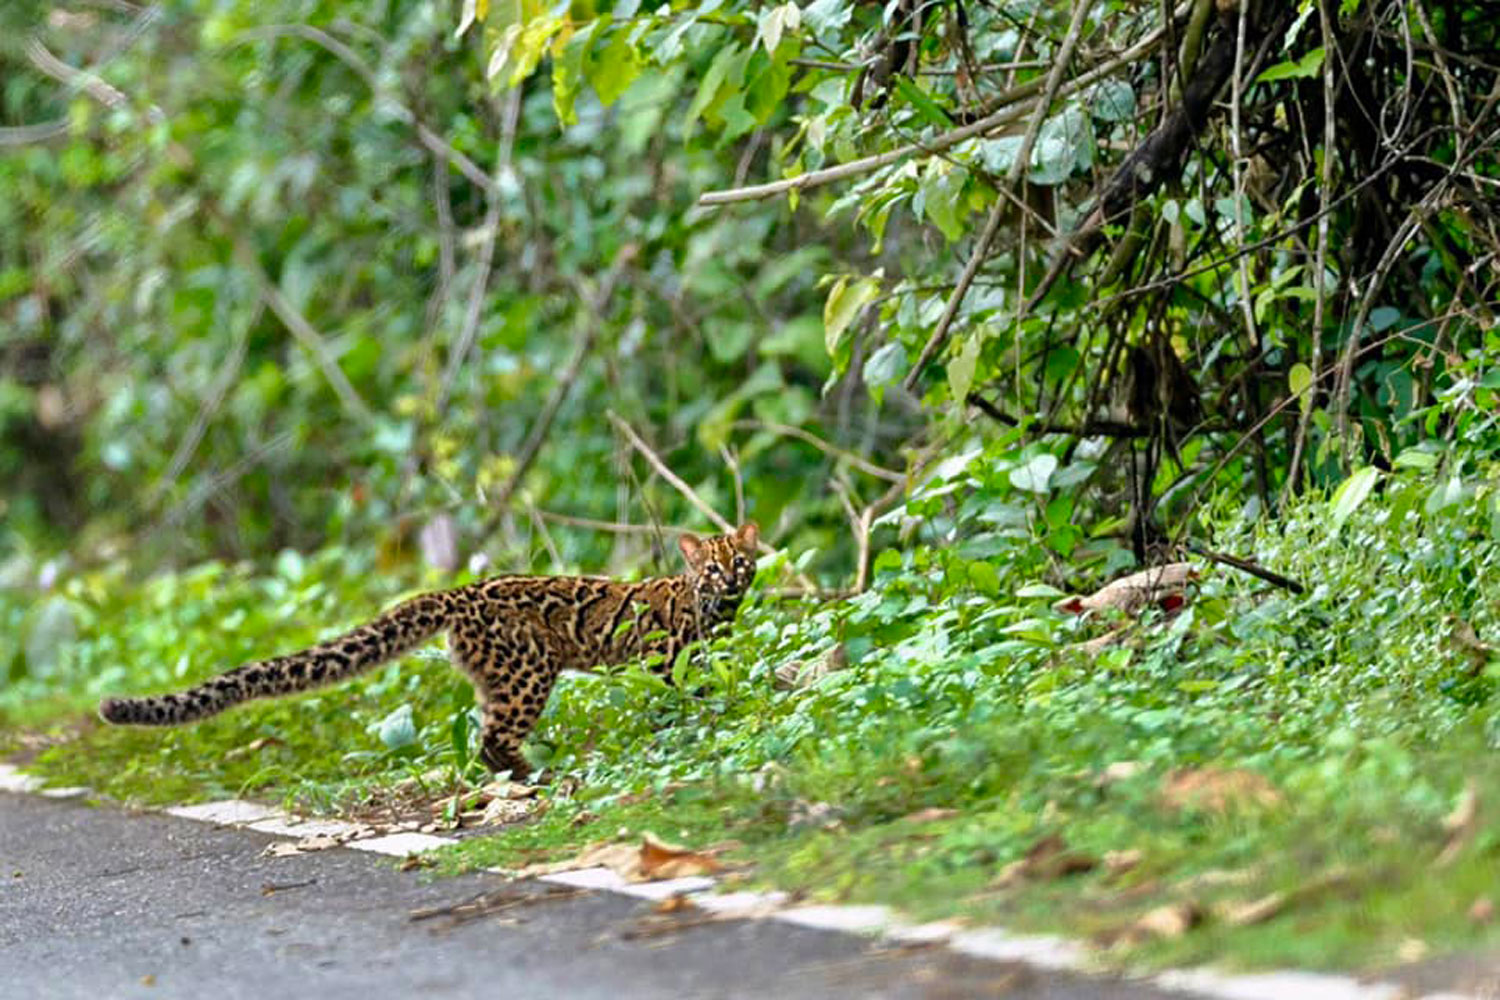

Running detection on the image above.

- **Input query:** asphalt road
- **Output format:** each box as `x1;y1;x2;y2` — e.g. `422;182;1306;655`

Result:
0;790;1213;1000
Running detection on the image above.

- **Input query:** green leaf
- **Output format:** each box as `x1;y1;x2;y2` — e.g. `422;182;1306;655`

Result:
374;704;417;751
1257;46;1325;83
1010;453;1058;494
893;77;953;128
864;341;906;387
1016;582;1065;599
1090;79;1136;122
1289;362;1313;402
1330;465;1379;528
590;27;643;107
968;560;1000;597
946;333;980;400
822;275;880;355
1392;448;1438;471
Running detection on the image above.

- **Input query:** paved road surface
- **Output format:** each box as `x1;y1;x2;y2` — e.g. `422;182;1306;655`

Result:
0;790;1206;1000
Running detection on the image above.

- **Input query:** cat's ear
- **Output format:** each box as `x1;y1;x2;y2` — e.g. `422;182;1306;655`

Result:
734;521;760;553
678;533;705;564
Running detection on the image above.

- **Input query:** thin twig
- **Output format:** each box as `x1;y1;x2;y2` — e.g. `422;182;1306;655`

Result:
606;411;735;536
532;509;695;536
729;419;904;483
226;230;374;422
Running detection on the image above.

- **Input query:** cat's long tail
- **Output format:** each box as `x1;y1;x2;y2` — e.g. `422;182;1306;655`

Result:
98;591;455;726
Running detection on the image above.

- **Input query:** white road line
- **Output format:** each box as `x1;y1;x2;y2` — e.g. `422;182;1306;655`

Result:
345;832;457;856
164;800;281;825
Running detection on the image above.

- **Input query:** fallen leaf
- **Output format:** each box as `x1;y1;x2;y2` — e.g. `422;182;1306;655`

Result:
639;833;724;879
653;894;697;914
1217;891;1286;927
994;834;1098;887
479;779;538;801
260;833;343;858
1159;767;1282;815
479;796;540;827
1135;901;1202;939
1054;563;1198;616
773;645;849;690
140;974;156;987
1436;779;1480;868
399;855;433;872
516;834;725;883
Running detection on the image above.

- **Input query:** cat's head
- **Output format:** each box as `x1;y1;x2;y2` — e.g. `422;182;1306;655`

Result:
679;522;759;605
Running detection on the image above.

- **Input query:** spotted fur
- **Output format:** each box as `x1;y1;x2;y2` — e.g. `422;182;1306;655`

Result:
98;523;760;779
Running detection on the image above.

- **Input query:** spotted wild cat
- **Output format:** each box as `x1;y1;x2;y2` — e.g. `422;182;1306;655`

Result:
99;522;760;779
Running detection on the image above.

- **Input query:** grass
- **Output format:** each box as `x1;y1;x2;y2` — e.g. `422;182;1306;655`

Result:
5;459;1500;975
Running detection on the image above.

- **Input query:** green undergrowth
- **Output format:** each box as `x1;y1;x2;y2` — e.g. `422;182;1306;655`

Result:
5;449;1500;974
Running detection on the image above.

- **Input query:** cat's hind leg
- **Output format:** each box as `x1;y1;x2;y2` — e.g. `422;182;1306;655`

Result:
450;627;561;780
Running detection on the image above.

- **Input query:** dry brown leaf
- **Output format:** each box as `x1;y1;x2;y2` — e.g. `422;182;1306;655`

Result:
1159;767;1282;815
515;834;724;883
479;796;539;827
260;833;344;858
1138;901;1202;938
1054;563;1198;616
994;834;1098;887
1217;891;1287;927
639;833;724;879
653;894;697;914
773;645;849;691
398;855;433;872
1436;779;1480;868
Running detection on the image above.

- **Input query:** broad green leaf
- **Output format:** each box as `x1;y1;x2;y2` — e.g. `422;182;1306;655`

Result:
864;341;906;387
1010;453;1058;494
1257;46;1325;83
1289;362;1313;401
374;704;417;751
893;77;953;128
822;275;880;355
968;560;1000;597
1392;447;1439;470
946;333;980;400
1090;79;1136;122
590;28;643;107
1330;465;1379;528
